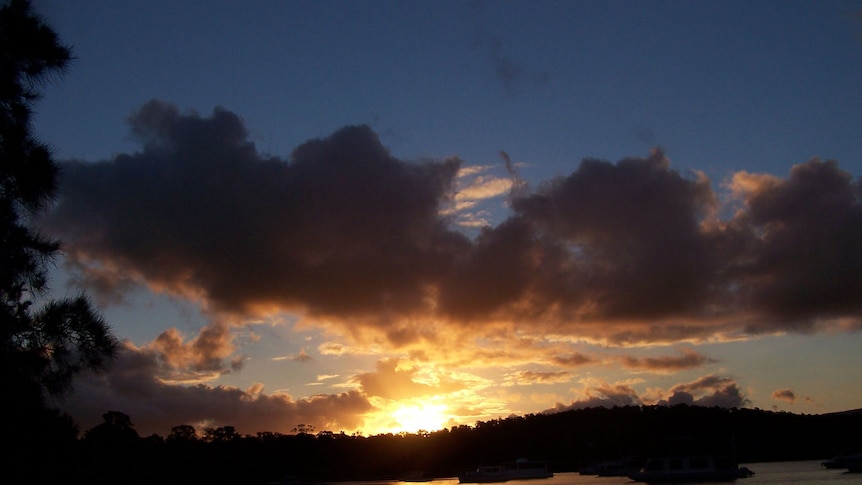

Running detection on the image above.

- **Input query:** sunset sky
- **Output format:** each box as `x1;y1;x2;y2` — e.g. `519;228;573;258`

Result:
29;0;862;437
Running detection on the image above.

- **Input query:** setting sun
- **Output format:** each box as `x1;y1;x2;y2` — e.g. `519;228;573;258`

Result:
392;402;448;433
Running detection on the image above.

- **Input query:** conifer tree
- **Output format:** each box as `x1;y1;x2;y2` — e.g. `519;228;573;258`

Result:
0;0;118;423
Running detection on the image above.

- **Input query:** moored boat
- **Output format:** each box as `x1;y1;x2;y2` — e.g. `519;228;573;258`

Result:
579;455;642;477
458;458;553;483
628;455;754;483
822;453;862;472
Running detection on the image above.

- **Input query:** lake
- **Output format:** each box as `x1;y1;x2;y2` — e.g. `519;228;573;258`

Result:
349;460;859;485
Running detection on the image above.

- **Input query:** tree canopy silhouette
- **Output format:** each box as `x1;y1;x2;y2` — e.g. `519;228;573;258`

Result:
0;0;118;452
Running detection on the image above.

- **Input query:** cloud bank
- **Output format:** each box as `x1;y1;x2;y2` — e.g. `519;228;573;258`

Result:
63;343;373;436
39;100;862;435
44;101;862;350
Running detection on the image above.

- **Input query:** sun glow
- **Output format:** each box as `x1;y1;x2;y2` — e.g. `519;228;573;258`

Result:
366;399;452;435
392;402;449;433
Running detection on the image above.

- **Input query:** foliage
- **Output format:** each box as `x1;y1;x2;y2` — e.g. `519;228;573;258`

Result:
168;424;199;442
0;8;119;481
0;0;118;417
83;411;140;444
1;4;120;479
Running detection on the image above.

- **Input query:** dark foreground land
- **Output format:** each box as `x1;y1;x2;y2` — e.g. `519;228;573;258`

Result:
18;405;862;484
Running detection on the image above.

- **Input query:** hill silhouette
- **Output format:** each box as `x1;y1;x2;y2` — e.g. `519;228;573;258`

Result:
49;404;862;484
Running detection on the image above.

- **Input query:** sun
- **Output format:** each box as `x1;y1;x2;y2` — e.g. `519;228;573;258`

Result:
390;401;449;434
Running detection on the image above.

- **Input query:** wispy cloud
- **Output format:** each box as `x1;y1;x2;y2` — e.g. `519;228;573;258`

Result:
469;4;552;94
621;348;717;373
504;370;572;386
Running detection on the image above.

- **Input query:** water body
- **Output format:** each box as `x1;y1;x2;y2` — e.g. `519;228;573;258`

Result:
364;460;859;485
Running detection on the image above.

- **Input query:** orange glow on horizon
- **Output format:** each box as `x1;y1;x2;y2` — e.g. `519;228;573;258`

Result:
366;398;453;435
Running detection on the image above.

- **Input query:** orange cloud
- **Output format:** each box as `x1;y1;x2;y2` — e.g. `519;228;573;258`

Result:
144;322;238;383
772;388;796;403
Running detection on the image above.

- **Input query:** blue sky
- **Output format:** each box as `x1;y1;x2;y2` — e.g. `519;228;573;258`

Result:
28;0;862;437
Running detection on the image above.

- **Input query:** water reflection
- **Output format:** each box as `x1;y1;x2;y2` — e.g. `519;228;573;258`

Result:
334;460;860;485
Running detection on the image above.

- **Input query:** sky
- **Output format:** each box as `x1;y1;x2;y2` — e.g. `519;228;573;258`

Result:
25;0;862;437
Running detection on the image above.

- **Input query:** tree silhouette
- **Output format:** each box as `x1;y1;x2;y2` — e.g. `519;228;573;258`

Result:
83;410;140;444
292;423;316;435
1;0;118;408
204;425;241;442
0;4;119;478
168;424;199;442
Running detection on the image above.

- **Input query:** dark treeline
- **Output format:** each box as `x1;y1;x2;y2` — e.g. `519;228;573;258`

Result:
50;405;862;484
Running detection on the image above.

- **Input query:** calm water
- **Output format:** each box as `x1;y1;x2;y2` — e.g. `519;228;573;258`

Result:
346;460;860;485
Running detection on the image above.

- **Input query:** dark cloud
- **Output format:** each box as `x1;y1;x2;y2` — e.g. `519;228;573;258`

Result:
504;149;720;322
45;100;465;323
661;375;750;408
548;382;643;412
621;348;717;373
469;2;552;94
486;37;551;93
850;8;862;43
61;344;373;437
41;101;862;351
39;101;862;432
730;161;862;332
548;374;748;414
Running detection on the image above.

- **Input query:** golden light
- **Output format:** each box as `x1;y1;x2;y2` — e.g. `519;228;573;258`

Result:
366;398;452;435
391;402;449;433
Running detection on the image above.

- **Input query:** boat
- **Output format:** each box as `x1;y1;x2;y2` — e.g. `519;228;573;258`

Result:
579;455;642;476
458;458;553;483
822;453;862;472
628;455;754;483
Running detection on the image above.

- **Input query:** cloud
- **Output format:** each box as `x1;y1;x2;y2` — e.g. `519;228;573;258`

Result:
448;163;514;228
621;348;717;373
44;100;466;324
661;375;750;408
727;160;862;332
60;344;373;437
850;8;862;43
352;358;466;401
291;349;313;362
550;374;749;413
770;388;814;406
772;388;796;403
504;370;572;386
549;381;643;412
476;30;551;94
551;353;596;368
41;101;862;357
139;322;239;384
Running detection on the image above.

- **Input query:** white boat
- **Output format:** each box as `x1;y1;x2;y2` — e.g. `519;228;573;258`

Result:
628;455;754;483
458;459;553;483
